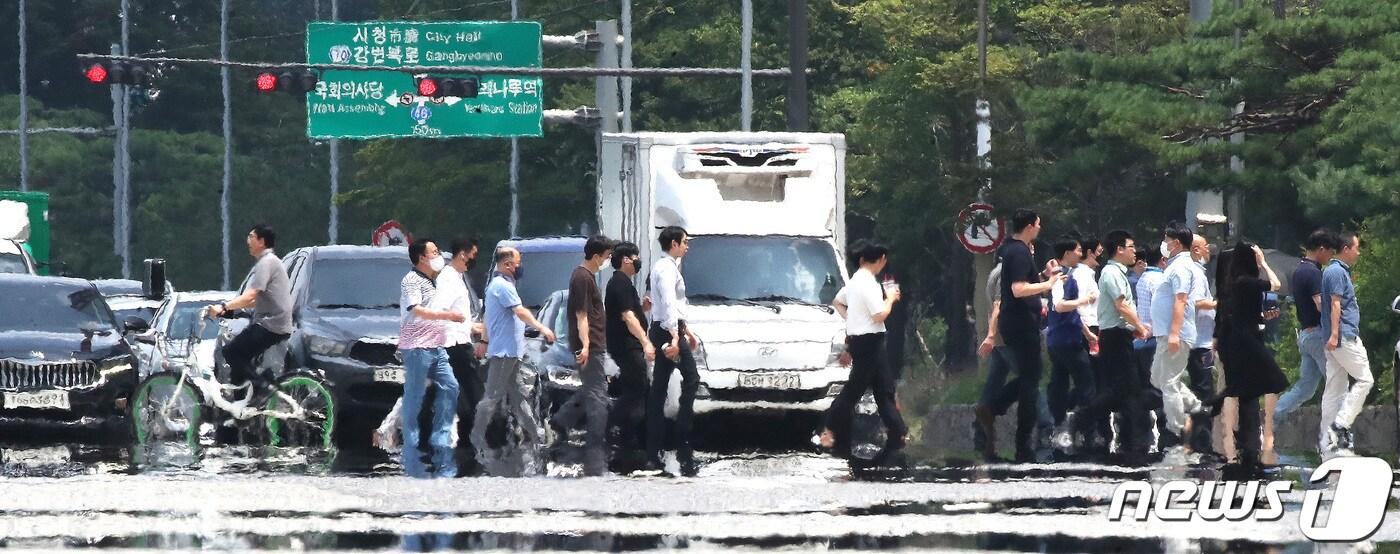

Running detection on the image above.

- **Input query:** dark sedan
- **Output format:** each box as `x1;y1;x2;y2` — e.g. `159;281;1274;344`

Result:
0;275;141;426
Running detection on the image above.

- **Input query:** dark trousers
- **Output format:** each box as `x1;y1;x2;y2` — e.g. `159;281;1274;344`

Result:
1001;328;1044;456
647;323;699;463
1077;328;1150;454
1047;344;1094;425
223;323;288;386
825;333;908;457
1236;394;1262;464
1185;347;1216;453
551;353;610;476
608;348;649;455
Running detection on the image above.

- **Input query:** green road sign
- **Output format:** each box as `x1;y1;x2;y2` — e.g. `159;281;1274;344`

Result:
305;21;543;139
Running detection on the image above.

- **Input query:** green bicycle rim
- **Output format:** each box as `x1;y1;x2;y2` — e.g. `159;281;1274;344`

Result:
133;374;200;451
265;376;336;449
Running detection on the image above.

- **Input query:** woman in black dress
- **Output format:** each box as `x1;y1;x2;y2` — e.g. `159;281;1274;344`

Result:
1214;243;1285;473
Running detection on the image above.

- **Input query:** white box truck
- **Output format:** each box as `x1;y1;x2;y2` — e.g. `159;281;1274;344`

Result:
597;132;851;414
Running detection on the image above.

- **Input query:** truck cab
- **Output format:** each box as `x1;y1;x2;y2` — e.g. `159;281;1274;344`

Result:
598;132;850;414
0;240;36;275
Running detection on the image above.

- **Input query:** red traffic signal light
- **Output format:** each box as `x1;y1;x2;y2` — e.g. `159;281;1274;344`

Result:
83;61;153;86
416;77;438;97
253;70;318;94
415;75;477;99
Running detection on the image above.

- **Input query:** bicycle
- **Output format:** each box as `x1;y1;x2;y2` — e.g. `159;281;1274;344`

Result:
129;311;337;463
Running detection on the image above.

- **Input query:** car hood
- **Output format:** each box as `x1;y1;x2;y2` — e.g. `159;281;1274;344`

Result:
0;331;129;363
301;308;400;342
685;303;844;372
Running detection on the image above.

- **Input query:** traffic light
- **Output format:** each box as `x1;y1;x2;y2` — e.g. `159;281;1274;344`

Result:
84;62;154;86
414;75;478;99
254;70;318;94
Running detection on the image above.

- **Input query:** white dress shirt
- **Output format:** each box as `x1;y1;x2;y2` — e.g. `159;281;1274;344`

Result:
649;254;687;332
431;264;474;347
1072;264;1099;328
840;268;886;336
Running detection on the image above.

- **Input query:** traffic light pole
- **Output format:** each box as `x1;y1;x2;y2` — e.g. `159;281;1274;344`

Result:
509;0;521;238
328;0;341;246
119;0;132;279
17;0;28;191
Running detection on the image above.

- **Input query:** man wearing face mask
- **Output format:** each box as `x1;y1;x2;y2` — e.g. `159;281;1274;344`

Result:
397;238;468;478
549;234;615;477
473;246;556;476
435;238;485;472
605;241;656;471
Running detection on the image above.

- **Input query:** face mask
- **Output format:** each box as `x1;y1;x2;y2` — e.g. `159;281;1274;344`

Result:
429;257;446;273
1160;241;1171;259
466;257;477;271
512;262;524;280
631;258;643;274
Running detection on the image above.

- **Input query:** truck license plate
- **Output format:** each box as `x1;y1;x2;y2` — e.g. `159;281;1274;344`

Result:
738;372;800;390
3;391;70;411
373;368;405;384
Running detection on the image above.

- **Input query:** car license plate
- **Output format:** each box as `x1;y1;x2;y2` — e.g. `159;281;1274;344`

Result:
3;390;70;411
738;372;800;390
374;368;405;384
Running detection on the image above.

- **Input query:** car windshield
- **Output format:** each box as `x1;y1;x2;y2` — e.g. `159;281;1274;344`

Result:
170;301;222;340
0;281;117;332
0;254;28;275
308;257;408;309
681;236;845;305
514;250;584;310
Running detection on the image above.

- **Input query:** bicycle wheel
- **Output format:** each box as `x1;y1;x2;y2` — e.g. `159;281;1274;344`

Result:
131;372;202;454
264;372;336;450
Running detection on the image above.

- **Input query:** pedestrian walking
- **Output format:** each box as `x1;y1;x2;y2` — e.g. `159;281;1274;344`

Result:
1274;229;1338;422
822;241;910;465
1057;230;1153;464
1046;236;1095;426
396;238;466;479
646;226;702;476
1184;234;1219;456
998;209;1062;462
975;258;1056;462
472;246;557;477
1215;243;1287;477
1149;222;1203;451
605;241;656;472
549;234;615;477
1320;232;1372;457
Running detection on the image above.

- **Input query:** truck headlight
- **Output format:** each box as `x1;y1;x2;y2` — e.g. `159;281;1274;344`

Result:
308;336;349;357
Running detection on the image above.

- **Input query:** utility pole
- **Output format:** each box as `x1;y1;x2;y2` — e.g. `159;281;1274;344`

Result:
509;0;522;238
621;0;633;132
328;0;341;245
785;0;808;132
740;0;753;131
972;0;993;340
17;0;29;191
110;44;123;266
1184;0;1223;232
220;0;233;289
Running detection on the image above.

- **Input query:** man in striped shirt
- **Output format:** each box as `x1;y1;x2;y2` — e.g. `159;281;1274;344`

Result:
398;238;467;479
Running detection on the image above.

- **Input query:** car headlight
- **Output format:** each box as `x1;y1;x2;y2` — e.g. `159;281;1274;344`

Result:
546;365;581;387
308;335;350;357
100;358;134;376
693;338;710;371
827;334;847;365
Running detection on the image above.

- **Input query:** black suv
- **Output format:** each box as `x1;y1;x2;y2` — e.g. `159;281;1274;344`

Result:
0;275;141;428
281;246;415;431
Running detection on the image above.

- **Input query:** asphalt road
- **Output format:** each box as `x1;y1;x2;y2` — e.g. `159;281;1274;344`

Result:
0;441;1397;552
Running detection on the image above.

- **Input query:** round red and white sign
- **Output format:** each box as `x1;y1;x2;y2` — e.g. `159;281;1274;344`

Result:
956;203;1005;255
371;220;413;247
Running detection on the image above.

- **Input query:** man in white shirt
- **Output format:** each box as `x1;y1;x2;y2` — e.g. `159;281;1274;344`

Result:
822;241;907;465
1072;238;1102;335
646;226;701;475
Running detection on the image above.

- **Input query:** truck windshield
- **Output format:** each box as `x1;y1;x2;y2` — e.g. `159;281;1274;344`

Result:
513;250;584;311
681;236;844;305
308;257;408;309
0;282;117;332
